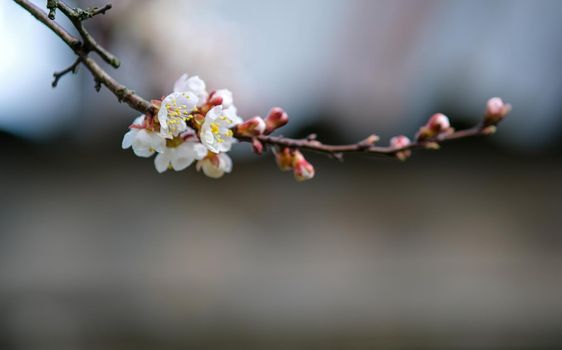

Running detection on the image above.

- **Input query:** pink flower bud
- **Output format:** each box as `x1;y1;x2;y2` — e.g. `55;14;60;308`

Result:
390;135;411;149
390;135;412;161
416;113;452;141
292;151;315;182
252;138;264;155
485;97;511;125
274;147;293;172
428;113;451;132
265;107;289;134
208;94;223;106
236;117;266;137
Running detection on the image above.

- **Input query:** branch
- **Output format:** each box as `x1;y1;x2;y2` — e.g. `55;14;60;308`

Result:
77;4;113;20
16;0;80;48
13;0;155;115
14;0;511;168
235;124;495;160
55;1;119;67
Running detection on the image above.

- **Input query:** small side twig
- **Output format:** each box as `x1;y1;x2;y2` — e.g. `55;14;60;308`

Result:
76;4;113;21
52;58;81;87
13;0;154;115
46;0;58;19
55;1;120;68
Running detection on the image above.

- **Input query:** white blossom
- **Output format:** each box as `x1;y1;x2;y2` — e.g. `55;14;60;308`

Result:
154;141;208;173
173;73;208;103
122;115;165;158
158;92;199;139
196;153;233;179
214;89;234;109
200;106;242;153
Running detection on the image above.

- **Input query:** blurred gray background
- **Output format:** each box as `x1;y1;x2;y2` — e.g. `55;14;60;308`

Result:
1;0;562;349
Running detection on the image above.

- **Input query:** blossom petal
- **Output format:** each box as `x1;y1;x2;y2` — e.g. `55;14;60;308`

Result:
146;132;166;154
171;144;196;171
132;115;145;126
192;143;208;160
201;130;219;153
224;106;242;125
199;159;224;179
122;130;135;149
133;146;155;158
219;153;233;173
173;73;190;93
187;76;206;94
215;89;233;109
154;152;170;173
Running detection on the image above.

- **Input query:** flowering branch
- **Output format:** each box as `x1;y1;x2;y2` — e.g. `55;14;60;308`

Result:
14;0;511;181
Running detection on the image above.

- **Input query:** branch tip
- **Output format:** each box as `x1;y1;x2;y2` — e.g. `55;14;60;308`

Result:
46;0;58;19
51;58;81;88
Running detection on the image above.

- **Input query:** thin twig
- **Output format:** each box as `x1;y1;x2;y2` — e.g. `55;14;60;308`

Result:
15;0;80;48
78;4;113;20
55;1;119;67
235;125;489;159
13;0;155;115
52;57;81;87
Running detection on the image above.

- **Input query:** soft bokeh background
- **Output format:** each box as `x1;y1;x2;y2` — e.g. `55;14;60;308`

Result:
1;0;562;349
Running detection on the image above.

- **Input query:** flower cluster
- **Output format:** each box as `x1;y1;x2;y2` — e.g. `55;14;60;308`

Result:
122;74;242;178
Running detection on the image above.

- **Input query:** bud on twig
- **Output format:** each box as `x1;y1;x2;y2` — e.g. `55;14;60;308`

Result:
274;147;294;172
428;113;451;132
252;138;264;155
416;113;453;142
390;135;412;161
292;150;315;182
207;94;223;106
359;134;380;149
236;116;266;137
265;107;289;134
484;97;511;126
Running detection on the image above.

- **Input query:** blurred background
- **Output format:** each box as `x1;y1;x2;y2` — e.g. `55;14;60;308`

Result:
1;0;562;349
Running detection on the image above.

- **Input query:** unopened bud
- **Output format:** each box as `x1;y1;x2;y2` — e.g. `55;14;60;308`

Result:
390;135;411;149
236;117;266;137
292;151;315;182
274;147;293;172
484;97;511;125
252;138;264;155
360;134;380;148
208;94;223;106
428;113;451;132
214;89;234;108
265;107;289;134
390;135;412;161
416;113;452;141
